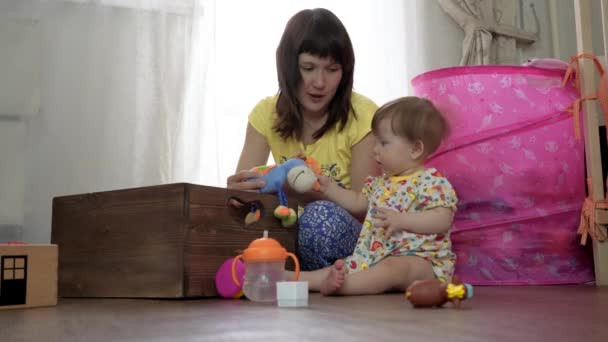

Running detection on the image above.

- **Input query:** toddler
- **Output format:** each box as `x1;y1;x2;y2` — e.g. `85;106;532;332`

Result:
297;96;458;295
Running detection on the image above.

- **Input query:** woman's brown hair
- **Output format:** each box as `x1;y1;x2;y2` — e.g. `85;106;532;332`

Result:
274;8;355;141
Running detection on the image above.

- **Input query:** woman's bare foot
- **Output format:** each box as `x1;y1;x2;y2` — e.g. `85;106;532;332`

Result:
320;260;347;295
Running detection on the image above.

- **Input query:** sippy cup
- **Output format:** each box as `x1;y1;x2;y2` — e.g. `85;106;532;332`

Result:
231;230;300;302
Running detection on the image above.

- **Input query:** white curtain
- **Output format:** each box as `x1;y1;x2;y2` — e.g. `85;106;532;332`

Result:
12;0;212;242
437;0;538;65
7;0;419;242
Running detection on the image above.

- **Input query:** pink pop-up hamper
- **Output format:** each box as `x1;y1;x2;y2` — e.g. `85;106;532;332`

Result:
412;65;594;285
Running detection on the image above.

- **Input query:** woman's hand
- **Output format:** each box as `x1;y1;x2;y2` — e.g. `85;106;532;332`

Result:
226;170;265;191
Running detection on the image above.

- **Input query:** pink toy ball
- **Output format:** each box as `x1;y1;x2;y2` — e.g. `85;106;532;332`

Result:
215;257;245;299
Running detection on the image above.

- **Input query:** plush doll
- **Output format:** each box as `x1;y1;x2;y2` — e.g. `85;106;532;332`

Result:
248;155;321;227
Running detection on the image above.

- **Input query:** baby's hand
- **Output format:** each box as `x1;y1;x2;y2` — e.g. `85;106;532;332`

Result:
372;206;406;237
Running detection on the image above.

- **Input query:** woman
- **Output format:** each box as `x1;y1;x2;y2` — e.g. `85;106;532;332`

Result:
226;8;379;270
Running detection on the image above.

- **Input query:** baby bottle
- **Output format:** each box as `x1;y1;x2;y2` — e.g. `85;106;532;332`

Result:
231;230;300;302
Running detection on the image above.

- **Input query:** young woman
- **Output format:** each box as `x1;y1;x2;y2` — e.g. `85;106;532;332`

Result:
226;8;379;270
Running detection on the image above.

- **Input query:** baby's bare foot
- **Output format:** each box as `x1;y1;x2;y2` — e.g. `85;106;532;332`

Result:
320;260;346;295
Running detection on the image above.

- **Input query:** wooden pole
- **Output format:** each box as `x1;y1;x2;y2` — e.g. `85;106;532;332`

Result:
602;0;608;60
574;0;608;286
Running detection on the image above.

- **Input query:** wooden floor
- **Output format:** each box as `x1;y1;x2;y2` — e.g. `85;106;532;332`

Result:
1;285;607;341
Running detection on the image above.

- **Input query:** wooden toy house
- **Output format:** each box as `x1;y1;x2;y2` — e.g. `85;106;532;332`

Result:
0;244;57;310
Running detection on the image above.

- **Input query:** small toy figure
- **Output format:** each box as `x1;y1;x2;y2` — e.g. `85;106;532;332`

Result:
249;155;321;227
405;276;473;308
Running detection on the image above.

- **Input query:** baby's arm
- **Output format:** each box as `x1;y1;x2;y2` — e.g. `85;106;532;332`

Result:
395;207;454;234
401;173;458;235
319;175;368;217
373;206;454;236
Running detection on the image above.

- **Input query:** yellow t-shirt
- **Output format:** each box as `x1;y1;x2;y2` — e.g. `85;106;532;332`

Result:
248;92;378;189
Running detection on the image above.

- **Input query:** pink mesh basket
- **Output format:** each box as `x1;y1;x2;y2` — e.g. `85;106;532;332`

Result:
412;65;593;285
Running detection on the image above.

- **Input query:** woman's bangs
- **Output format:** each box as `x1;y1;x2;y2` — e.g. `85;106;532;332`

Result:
299;34;343;64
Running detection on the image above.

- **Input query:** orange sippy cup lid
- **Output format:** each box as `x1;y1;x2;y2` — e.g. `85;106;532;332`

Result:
242;230;288;262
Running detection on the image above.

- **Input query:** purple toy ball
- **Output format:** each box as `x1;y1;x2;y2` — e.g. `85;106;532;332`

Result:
215;257;245;298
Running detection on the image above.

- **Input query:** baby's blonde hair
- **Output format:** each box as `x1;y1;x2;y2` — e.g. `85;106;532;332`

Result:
371;96;449;157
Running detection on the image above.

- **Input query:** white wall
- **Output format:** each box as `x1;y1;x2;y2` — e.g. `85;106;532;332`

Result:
416;0;463;71
0;17;41;118
550;0;605;61
519;0;555;62
0;120;25;234
415;0;604;72
0;6;40;241
416;0;549;72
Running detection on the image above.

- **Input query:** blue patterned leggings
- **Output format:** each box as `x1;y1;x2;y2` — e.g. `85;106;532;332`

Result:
297;200;362;271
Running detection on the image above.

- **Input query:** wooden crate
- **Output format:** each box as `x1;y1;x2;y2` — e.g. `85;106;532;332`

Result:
51;183;298;298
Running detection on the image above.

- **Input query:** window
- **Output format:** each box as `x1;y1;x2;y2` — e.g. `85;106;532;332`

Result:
2;256;26;281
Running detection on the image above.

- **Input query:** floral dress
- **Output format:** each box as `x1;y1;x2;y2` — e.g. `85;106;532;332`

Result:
344;168;458;282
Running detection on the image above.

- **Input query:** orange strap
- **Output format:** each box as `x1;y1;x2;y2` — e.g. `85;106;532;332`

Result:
562;53;607;140
578;178;608;245
564;53;608;245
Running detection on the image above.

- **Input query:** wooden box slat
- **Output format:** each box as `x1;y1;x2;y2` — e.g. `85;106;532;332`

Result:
51;183;298;298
